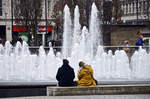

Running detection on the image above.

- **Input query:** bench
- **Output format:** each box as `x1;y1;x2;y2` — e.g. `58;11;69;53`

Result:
47;84;150;96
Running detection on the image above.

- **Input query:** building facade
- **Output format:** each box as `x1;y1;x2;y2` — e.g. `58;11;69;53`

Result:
0;0;56;45
120;0;150;24
0;0;12;41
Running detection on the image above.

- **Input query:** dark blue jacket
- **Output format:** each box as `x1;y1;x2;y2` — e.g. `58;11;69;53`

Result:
136;37;143;46
56;61;75;86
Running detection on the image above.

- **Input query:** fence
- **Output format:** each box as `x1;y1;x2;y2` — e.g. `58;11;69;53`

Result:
29;46;150;57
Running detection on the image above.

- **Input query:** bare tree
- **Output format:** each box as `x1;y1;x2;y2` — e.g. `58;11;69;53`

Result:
112;0;123;24
52;0;77;39
13;0;43;45
103;0;112;24
53;0;104;27
52;0;113;38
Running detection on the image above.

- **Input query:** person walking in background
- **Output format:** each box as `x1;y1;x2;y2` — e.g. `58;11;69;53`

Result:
136;31;144;46
56;59;76;87
0;37;5;46
123;40;130;53
77;61;97;86
17;34;23;43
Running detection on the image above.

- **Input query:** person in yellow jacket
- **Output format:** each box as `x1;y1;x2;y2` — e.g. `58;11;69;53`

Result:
77;61;97;86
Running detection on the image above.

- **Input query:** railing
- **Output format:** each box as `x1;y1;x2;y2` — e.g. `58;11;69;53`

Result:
103;46;150;59
29;46;150;57
29;46;61;54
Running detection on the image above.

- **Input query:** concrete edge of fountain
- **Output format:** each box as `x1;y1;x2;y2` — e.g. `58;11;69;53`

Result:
0;81;56;87
0;81;150;98
47;84;150;96
0;80;150;87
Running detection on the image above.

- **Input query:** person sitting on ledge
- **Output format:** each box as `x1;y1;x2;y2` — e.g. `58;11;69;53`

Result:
56;59;76;87
77;61;97;87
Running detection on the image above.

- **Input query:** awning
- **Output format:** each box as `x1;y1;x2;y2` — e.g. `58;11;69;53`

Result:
37;26;53;32
13;26;53;32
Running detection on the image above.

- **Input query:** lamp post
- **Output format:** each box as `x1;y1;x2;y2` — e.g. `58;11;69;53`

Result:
43;0;48;46
11;0;13;40
61;0;63;39
5;12;8;31
45;0;48;35
4;12;8;41
51;21;56;40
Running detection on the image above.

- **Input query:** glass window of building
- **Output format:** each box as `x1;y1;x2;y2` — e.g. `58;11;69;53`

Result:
148;1;150;12
139;2;142;12
126;4;128;14
133;3;134;14
143;1;146;12
0;0;2;16
123;4;125;15
129;3;131;14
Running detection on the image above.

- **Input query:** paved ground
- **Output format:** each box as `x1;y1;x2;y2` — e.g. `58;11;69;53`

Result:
3;95;150;99
1;84;150;98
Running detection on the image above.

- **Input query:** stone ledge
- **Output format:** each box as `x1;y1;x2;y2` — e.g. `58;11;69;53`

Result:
47;84;150;96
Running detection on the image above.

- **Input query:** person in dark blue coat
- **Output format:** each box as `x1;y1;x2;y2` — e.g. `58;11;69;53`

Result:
56;59;76;86
136;31;143;46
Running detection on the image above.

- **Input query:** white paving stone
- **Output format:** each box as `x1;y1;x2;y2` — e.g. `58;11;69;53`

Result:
3;95;150;99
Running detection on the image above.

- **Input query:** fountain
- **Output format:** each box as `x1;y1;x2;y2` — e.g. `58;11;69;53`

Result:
0;3;150;83
62;5;73;58
73;5;81;44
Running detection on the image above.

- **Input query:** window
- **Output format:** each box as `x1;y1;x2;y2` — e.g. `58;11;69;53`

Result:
139;2;142;13
129;3;131;14
122;4;125;15
126;4;128;14
0;0;2;16
143;1;146;12
132;3;134;14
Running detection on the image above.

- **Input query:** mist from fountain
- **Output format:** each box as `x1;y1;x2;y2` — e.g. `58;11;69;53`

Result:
0;3;150;82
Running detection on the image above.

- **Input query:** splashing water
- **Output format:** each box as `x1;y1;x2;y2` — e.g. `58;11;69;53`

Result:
89;3;102;57
62;5;73;58
73;5;81;44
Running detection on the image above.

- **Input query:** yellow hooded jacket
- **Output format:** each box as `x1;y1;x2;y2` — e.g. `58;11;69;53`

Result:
77;65;96;86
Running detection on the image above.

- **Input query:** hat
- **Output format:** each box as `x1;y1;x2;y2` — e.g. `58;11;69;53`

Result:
63;59;69;64
79;61;85;67
124;40;128;44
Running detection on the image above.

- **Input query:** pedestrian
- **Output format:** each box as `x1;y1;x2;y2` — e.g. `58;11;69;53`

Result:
122;40;130;53
17;34;23;43
0;37;5;46
56;59;76;87
77;61;97;86
136;31;143;46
